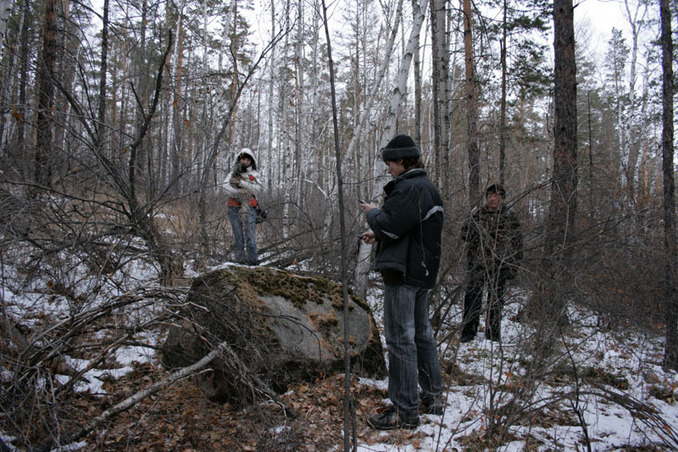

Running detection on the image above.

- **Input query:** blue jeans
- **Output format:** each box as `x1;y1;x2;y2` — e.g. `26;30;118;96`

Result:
228;205;258;264
383;283;442;418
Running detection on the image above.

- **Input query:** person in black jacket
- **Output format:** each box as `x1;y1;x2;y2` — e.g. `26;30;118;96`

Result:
460;184;522;343
360;134;444;430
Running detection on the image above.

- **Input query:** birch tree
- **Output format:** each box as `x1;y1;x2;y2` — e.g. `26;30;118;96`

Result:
621;0;650;197
605;28;630;190
163;0;187;189
354;0;428;298
0;0;11;55
430;0;450;186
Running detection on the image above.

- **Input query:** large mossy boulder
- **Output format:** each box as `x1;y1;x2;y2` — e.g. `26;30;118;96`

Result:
161;265;386;405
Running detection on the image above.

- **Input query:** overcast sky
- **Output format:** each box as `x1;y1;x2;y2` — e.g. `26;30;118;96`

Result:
575;0;652;49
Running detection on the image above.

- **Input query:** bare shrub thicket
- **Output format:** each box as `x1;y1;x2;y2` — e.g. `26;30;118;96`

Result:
0;174;368;449
0;159;674;450
422;179;674;448
0;181;190;449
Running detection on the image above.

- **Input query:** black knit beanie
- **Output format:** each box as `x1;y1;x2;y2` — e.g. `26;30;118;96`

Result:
380;134;421;161
486;184;506;198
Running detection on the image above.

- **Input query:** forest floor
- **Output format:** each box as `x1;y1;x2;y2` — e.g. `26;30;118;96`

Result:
50;300;678;451
75;368;384;451
3;260;678;451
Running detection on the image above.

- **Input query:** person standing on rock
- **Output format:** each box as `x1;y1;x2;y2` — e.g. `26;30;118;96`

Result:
223;148;263;265
359;134;445;430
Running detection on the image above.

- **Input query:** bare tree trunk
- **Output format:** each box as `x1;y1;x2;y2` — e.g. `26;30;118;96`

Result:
267;0;275;192
294;0;304;205
659;0;678;370
634;46;652;194
430;0;445;184
380;0;428;142
97;0;109;150
343;0;402;174
547;0;577;257
52;0;80;176
539;0;577;326
499;0;507;185
412;0;422;148
35;0;57;188
9;0;29;173
0;0;12;55
127;34;182;286
319;1;355;448
165;1;186;189
463;0;479;203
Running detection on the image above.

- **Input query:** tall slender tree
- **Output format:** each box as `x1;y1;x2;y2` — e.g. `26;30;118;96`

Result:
605;28;630;189
463;0;480;202
543;0;577;321
430;0;450;186
34;0;57;188
659;0;677;370
622;0;650;197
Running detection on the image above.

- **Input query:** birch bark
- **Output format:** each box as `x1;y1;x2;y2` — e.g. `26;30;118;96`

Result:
354;0;428;299
0;0;12;55
621;0;648;197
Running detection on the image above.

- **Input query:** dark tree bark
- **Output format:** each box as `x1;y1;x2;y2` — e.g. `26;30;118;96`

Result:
546;0;577;256
430;0;441;184
17;0;30;161
659;0;678;370
463;0;480;203
499;0;508;185
430;0;449;188
533;0;577;326
412;0;422;150
97;0;109;148
34;0;57;188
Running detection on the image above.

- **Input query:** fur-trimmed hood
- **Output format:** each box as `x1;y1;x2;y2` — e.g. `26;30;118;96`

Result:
236;148;257;170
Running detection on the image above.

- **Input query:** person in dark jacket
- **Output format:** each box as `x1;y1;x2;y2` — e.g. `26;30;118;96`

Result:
360;134;444;430
460;184;522;343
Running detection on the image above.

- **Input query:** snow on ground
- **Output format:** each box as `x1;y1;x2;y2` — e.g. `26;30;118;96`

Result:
3;256;678;450
355;282;678;451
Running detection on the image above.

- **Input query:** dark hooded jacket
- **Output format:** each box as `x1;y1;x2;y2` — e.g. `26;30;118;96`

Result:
366;169;443;289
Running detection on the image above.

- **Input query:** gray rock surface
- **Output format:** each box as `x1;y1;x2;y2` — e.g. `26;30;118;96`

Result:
161;265;386;405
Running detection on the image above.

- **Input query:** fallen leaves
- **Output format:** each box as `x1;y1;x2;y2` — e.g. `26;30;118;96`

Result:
73;371;426;451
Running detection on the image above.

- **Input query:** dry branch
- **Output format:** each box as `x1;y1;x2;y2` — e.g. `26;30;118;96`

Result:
32;338;296;452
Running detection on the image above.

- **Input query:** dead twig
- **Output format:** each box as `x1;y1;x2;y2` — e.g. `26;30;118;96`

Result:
31;337;297;452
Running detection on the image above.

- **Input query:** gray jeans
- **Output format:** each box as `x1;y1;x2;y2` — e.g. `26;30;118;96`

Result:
383;283;442;418
228;205;257;264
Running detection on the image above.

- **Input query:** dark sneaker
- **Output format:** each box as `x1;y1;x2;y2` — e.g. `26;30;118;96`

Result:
486;333;501;342
367;406;419;430
460;333;475;343
420;398;445;416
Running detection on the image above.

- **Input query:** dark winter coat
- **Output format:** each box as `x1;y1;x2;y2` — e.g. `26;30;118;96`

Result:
460;205;523;281
366;169;444;289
